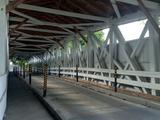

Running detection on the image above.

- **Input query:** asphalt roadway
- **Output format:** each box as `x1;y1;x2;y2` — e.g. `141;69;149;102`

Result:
31;76;160;120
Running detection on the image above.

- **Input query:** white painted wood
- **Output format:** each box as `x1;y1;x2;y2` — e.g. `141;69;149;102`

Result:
137;0;160;36
117;0;159;10
50;67;160;90
20;27;70;34
17;4;109;22
110;0;121;18
0;0;8;119
0;74;7;120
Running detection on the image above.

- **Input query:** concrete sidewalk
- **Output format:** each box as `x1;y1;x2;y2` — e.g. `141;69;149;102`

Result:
6;73;54;120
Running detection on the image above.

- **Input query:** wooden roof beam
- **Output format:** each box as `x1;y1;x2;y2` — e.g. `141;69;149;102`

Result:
16;39;54;43
17;4;109;22
11;18;28;33
9;17;104;28
6;0;26;13
110;0;121;18
80;0;105;15
15;48;45;51
116;0;159;10
19;27;70;35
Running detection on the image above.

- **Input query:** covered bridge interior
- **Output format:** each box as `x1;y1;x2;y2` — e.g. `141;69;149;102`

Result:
0;0;160;120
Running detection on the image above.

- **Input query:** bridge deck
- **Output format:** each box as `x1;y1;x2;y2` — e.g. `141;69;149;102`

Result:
30;75;160;120
6;73;53;120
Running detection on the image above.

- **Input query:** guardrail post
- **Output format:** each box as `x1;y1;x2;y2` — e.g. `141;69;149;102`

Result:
76;65;79;82
58;65;61;77
43;64;48;97
29;64;32;85
114;66;118;92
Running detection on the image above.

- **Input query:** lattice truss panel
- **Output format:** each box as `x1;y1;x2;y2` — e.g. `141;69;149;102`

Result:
31;19;160;96
9;0;159;96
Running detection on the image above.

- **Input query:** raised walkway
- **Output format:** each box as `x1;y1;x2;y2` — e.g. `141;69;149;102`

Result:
30;75;160;120
6;73;54;120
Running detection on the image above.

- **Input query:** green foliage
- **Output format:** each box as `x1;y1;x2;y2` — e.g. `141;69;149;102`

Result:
79;34;87;47
66;40;73;49
11;57;28;67
95;30;105;43
65;31;105;49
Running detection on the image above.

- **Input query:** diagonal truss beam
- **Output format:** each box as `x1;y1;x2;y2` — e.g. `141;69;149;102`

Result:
114;26;147;93
137;0;160;36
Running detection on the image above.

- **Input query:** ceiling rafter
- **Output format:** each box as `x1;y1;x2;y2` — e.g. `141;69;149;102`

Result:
19;27;69;35
12;30;65;48
65;0;90;15
6;0;26;13
116;0;159;10
80;0;106;16
110;0;121;18
17;4;109;22
10;11;78;34
16;39;55;43
9;17;105;28
8;0;159;58
11;18;28;33
15;48;45;51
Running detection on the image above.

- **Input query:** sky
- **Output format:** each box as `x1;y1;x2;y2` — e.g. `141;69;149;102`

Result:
103;19;149;41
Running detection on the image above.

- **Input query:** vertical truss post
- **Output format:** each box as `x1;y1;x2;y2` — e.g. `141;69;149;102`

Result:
14;67;15;75
29;64;32;85
18;67;20;76
114;66;118;92
76;65;79;82
16;67;18;75
36;67;38;75
20;67;22;76
23;64;25;79
16;67;17;75
17;67;18;75
20;67;21;76
148;22;157;95
109;26;115;86
58;65;61;77
49;65;51;75
43;64;48;97
14;67;15;74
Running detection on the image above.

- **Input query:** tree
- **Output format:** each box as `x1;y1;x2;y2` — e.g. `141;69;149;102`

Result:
95;30;105;43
